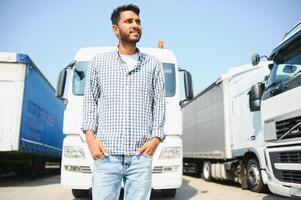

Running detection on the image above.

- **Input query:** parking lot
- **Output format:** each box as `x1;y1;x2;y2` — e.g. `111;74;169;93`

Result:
0;173;292;200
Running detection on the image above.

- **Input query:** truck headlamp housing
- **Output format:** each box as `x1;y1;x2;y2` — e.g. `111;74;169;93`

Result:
158;147;181;160
64;146;85;159
65;165;81;172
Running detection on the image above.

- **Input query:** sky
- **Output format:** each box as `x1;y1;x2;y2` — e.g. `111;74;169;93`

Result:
0;0;300;95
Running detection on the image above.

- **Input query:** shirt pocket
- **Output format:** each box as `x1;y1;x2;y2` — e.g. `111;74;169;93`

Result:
132;68;153;96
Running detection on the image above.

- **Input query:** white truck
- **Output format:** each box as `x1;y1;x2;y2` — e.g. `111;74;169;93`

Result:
250;21;301;198
55;46;193;198
182;61;272;192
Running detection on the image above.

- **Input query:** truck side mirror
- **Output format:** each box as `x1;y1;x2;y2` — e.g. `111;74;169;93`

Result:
268;63;273;70
251;53;270;66
56;61;76;99
251;54;260;66
56;69;67;98
184;70;193;100
179;68;194;107
249;83;264;111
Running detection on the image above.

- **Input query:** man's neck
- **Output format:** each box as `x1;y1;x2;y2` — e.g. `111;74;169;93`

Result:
118;42;137;55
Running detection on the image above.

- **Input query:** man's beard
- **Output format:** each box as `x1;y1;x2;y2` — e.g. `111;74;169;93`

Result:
119;30;141;44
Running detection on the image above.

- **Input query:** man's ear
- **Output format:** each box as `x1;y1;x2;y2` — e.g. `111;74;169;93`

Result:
112;25;119;35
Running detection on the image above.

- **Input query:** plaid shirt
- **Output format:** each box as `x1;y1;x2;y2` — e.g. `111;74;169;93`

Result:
81;49;166;155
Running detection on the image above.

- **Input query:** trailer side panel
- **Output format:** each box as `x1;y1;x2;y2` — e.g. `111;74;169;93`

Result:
183;83;226;159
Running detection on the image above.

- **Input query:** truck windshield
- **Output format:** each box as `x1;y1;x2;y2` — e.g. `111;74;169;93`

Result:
72;62;176;97
267;38;301;88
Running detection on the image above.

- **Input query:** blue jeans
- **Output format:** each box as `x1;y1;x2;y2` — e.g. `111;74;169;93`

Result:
92;154;152;200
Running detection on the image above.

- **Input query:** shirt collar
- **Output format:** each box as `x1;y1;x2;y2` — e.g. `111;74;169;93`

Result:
115;47;145;62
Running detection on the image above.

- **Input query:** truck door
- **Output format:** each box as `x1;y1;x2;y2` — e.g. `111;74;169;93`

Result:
230;67;268;150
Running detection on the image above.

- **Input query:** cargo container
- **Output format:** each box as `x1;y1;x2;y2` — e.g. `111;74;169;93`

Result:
0;52;64;175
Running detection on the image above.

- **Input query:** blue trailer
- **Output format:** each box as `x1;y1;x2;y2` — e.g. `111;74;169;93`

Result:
0;52;64;175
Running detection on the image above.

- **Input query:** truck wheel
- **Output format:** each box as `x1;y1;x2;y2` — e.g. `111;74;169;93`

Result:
202;161;212;182
246;158;266;192
72;189;90;198
162;189;176;197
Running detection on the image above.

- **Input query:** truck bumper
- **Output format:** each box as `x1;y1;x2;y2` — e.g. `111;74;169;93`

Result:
61;167;92;190
61;165;182;190
268;181;301;198
152;165;182;189
265;145;301;198
61;167;182;190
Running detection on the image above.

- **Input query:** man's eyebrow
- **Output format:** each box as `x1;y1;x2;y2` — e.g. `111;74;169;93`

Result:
123;17;133;21
123;17;141;23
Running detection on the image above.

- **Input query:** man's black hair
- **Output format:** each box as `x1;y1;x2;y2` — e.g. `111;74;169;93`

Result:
111;4;140;25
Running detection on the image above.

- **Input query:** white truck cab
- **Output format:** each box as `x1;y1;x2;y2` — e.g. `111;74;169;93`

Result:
251;21;301;198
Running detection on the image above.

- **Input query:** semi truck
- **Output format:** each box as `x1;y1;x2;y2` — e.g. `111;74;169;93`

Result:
0;52;64;175
182;61;272;192
55;45;193;198
251;21;301;198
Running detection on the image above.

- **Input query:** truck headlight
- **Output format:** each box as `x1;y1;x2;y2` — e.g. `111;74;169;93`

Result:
158;147;181;160
65;165;81;172
64;146;85;159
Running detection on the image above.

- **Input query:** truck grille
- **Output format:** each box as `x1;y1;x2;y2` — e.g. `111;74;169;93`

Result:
280;170;301;184
279;151;301;163
269;151;301;184
276;116;301;140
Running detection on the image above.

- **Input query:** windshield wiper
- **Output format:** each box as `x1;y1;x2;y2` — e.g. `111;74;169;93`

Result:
266;80;283;90
279;121;301;140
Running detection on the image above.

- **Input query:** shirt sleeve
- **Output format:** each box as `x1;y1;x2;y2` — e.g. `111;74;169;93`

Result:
81;56;101;133
151;60;166;142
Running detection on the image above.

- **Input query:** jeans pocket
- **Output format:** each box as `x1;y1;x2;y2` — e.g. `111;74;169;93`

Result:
94;156;108;172
95;155;106;161
94;155;108;165
142;153;153;159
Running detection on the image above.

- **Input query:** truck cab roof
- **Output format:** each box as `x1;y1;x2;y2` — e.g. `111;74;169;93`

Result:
271;20;301;59
281;20;301;44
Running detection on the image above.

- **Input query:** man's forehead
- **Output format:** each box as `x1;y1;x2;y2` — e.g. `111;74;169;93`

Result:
119;10;140;20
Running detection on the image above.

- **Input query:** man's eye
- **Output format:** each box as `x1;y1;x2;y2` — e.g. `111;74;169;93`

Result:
136;20;141;25
125;19;133;23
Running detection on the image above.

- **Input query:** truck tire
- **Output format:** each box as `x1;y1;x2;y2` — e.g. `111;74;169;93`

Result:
202;161;212;182
162;189;176;197
246;158;266;192
72;189;90;198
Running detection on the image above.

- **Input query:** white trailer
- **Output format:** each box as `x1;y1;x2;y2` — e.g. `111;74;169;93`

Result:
55;46;193;198
251;21;301;198
182;61;271;192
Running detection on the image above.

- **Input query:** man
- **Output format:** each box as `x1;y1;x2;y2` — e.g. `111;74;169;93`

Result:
81;4;166;200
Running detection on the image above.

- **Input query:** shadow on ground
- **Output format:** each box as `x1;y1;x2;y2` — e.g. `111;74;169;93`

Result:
185;173;292;200
263;195;299;200
0;171;60;187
